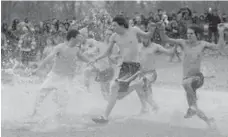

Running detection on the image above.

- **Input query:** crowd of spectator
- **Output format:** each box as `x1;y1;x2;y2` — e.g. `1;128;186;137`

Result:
1;6;228;68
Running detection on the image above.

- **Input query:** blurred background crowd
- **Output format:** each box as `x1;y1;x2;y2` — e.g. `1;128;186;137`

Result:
2;1;228;69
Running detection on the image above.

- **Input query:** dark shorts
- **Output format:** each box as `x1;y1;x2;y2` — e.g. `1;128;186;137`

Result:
117;62;141;92
183;72;204;91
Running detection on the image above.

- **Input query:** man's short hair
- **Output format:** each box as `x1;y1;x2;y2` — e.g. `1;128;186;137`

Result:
66;29;80;41
188;25;204;40
113;15;129;29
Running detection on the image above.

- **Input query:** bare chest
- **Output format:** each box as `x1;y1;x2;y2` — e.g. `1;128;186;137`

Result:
183;45;204;61
57;47;78;61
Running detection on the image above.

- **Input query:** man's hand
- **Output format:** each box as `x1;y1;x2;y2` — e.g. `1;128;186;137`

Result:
148;22;156;31
88;58;98;66
170;46;176;57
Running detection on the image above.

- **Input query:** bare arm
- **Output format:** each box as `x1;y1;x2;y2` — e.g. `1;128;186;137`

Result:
154;43;174;56
94;34;116;61
159;23;185;49
134;23;156;39
36;45;61;71
134;27;153;39
77;50;90;63
203;23;226;51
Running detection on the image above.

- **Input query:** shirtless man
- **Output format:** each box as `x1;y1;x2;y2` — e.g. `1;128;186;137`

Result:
79;28;103;92
95;29;121;100
83;28;120;99
159;23;226;127
30;29;90;121
89;15;155;123
128;22;175;113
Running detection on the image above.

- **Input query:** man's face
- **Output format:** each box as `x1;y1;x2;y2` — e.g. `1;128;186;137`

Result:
136;16;141;23
158;10;163;15
140;24;145;31
187;28;197;41
71;34;83;46
39;22;43;27
149;12;153;17
142;37;150;47
129;20;134;27
112;21;122;34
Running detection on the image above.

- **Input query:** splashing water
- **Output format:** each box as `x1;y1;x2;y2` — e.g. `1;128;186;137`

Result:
1;60;110;131
2;49;228;135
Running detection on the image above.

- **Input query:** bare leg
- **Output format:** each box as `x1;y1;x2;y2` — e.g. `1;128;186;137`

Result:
175;49;182;62
84;68;95;92
32;88;54;117
103;81;140;118
130;84;148;113
100;82;110;101
103;81;119;119
182;78;214;126
182;78;197;108
55;90;69;121
145;85;158;112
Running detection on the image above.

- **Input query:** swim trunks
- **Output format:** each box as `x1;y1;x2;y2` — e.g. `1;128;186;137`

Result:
117;62;141;92
141;69;157;92
183;72;204;91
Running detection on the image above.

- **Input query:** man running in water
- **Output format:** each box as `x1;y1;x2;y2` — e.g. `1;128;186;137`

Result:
79;27;105;92
128;22;175;114
94;29;121;100
30;29;90;121
83;28;120;99
89;15;155;123
159;22;226;127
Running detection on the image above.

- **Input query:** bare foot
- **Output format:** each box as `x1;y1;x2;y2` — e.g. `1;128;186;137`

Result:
207;118;217;130
139;109;149;115
184;108;197;119
152;105;159;113
24;113;42;124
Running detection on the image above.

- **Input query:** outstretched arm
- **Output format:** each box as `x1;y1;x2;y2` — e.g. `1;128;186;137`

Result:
77;50;90;63
159;22;185;49
134;23;156;39
36;45;61;71
94;34;116;62
154;43;175;56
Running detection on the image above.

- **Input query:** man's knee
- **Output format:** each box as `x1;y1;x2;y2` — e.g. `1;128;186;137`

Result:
110;81;120;91
182;79;192;89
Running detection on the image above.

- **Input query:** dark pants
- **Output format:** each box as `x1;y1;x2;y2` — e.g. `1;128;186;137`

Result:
21;51;31;65
208;27;219;44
